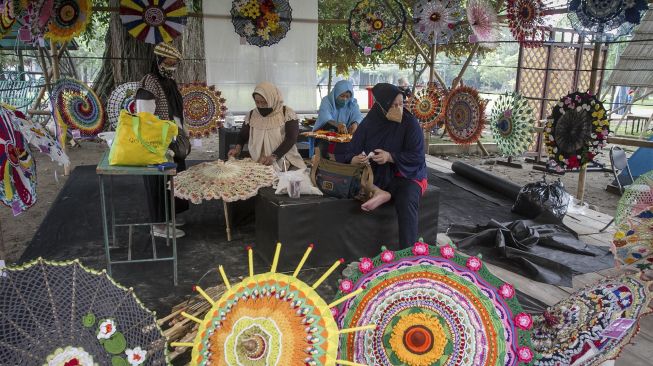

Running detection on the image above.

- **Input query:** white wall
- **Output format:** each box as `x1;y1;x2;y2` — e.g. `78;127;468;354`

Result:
203;0;318;113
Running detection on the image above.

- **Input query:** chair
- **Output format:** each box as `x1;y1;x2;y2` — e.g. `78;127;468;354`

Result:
600;146;633;232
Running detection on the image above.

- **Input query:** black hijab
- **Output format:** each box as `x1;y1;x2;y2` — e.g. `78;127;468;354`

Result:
150;57;184;124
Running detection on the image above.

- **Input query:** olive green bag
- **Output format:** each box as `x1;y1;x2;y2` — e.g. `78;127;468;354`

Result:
310;148;373;201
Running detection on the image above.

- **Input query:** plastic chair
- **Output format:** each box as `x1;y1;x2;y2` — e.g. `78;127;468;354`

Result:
600;146;633;232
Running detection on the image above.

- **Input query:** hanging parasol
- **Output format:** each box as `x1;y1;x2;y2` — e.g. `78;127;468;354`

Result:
506;0;550;47
335;242;537;365
0;105;36;216
0;0;16;40
107;82;140;130
231;0;292;47
406;83;446;130
568;0;649;39
490;92;536;157
443;85;486;145
413;0;463;45
544;91;609;171
466;0;499;44
169;245;372;366
532;274;652;365
0;258;169;365
7;107;69;166
119;0;187;44
45;0;93;42
349;0;406;54
17;0;54;46
174;158;277;204
51;77;106;138
180;83;227;138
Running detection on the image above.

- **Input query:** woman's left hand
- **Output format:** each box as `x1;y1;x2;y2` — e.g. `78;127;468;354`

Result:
371;149;393;165
258;155;276;166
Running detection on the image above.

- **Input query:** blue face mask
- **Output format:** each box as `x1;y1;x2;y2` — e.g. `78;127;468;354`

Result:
335;98;347;108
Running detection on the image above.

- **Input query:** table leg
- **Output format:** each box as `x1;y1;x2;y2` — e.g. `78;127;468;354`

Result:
98;175;112;276
110;176;117;248
223;201;232;242
127;225;133;261
170;176;178;285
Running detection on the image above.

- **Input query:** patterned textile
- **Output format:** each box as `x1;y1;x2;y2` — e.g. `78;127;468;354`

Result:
0;258;168;365
407;83;446;130
17;0;53;45
490;92;535;157
613;171;653;268
532;274;652;366
0;0;16;40
413;0;463;45
336;242;536;365
107;82;140;130
8;107;69;166
180;83;227;138
444;85;486;145
51;78;106;138
349;0;406;53
119;0;187;44
231;0;292;47
507;0;549;47
45;0;93;42
568;0;649;39
140;73;171;121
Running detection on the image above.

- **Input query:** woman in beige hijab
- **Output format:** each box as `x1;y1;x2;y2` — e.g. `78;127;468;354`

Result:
228;82;306;171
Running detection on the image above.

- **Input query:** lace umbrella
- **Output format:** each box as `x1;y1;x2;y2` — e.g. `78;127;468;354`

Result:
406;83;446;130
180;83;227;138
490;92;535;157
8;107;69;166
349;0;406;53
568;0;649;39
0;0;16;40
413;0;463;45
0;258;168;365
613;171;653;268
231;0;293;47
335;242;537;365
443;85;486;145
506;0;550;47
51;78;106;138
45;0;93;42
466;0;499;44
107;82;140;130
119;0;187;44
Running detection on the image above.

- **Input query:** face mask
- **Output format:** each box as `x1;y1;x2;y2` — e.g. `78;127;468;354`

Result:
158;64;176;78
385;105;403;123
335;99;347;108
258;107;273;116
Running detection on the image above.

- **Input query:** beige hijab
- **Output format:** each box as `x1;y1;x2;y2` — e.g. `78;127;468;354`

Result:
246;82;306;170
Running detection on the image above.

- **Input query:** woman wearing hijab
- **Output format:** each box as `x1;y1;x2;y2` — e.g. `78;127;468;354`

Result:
337;83;427;248
228;82;306;171
313;80;363;158
135;42;189;238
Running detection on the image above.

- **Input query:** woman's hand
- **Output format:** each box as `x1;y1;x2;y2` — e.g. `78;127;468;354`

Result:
228;145;242;158
348;122;358;135
258;155;276;166
351;152;368;165
337;123;348;134
371;149;393;165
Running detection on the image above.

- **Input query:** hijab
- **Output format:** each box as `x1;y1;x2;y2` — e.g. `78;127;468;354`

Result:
248;82;294;130
314;80;363;131
151;58;184;123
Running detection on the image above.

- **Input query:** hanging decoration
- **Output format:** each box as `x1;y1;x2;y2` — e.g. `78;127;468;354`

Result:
490;92;536;157
180;83;227;138
7;107;69;166
0;105;36;215
443;85;486;145
119;0;187;44
413;0;463;45
613;171;653;268
532;274;652;366
45;0;93;42
107;82;140;130
544;91;609;170
466;0;499;44
349;0;406;54
51;78;106;138
171;244;371;366
231;0;293;47
17;0;54;46
0;1;16;40
406;83;446;130
0;258;169;365
568;0;649;39
335;242;537;365
506;0;550;47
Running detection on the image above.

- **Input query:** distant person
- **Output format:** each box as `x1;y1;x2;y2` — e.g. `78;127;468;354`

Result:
397;77;412;98
313;80;363;158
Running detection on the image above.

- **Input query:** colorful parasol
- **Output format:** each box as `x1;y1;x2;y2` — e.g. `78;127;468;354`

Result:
17;0;54;46
490;92;536;157
568;0;649;39
0;105;36;216
0;0;16;40
7;107;69;166
45;0;93;42
443;85;486;145
544;91;609;171
180;83;227;138
51;78;106;138
231;0;293;47
466;0;499;44
335;242;537;365
107;82;140;130
349;0;406;54
169;245;371;366
413;0;463;45
174;158;277;204
406;83;446;130
506;0;550;47
532;274;652;365
119;0;187;44
0;258;168;365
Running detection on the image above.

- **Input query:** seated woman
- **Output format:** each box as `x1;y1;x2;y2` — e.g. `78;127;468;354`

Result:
228;82;306;171
337;83;427;248
313;80;363;158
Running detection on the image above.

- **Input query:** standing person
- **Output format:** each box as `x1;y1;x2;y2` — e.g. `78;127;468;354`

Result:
397;77;412;98
313;80;363;158
337;83;427;248
135;43;189;238
228;82;306;171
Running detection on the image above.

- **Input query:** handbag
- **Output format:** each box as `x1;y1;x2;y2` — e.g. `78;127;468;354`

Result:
170;127;191;160
310;148;373;200
108;110;178;166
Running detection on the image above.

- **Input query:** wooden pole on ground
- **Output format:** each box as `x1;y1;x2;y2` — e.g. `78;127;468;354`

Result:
49;41;71;175
424;43;437;155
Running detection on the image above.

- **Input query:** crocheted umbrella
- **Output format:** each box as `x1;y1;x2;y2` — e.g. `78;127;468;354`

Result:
490;92;535;157
51;78;106;138
466;0;499;44
119;0;187;44
8;107;69;166
45;0;92;42
231;0;292;47
107;82;140;130
0;105;36;215
174;159;277;204
0;258;168;365
413;0;463;45
0;0;16;40
335;242;537;365
568;0;649;39
180;83;227;138
443;85;486;145
349;0;406;53
406;83;446;130
170;245;372;366
544;91;609;170
532;274;652;366
506;0;549;47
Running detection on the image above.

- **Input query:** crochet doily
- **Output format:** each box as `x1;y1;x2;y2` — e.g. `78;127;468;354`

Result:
231;0;292;47
180;83;227;138
490;92;535;157
444;85;486;145
349;0;406;53
51;78;106;138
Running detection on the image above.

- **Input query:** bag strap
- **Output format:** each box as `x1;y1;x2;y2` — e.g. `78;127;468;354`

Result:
131;115;170;154
310;147;321;186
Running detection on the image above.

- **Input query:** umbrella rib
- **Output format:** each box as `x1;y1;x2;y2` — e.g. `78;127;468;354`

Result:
6;272;51;344
0;309;50;354
0;339;40;362
40;262;65;343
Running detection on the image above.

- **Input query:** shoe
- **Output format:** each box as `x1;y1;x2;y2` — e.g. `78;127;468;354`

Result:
174;217;185;227
152;224;185;238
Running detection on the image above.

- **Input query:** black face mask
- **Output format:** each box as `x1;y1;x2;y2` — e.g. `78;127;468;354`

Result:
258;107;273;116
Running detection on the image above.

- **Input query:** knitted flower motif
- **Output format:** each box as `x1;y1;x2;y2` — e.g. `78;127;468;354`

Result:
330;307;339;318
97;319;117;339
466;256;482;271
339;279;354;293
241;0;261;19
439;244;455;259
499;283;515;299
243;23;256;36
517;346;534;362
380;250;395;263
412;242;429;256
359;258;374;274
515;312;533;330
125;347;147;366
